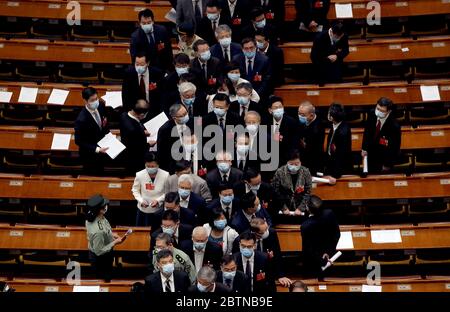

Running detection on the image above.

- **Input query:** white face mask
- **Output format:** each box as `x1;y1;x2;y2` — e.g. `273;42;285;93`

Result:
375;108;387;119
246;124;259;135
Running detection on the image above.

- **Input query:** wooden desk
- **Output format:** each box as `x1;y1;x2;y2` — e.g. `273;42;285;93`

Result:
276;223;450;252
0;224;149;252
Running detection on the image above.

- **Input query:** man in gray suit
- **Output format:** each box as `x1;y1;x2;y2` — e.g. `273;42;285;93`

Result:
164;160;213;203
176;0;208;28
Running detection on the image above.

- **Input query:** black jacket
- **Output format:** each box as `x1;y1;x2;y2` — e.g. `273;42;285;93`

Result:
190;56;223;94
153;207;198;229
325;121;352;178
206;167;244;198
298;116;325;176
119;112;149;174
187;282;232;293
206;197;241;222
295;0;330;29
196;15;231;46
210;42;243;65
218;0;253;42
216;270;251;293
262;43;285;86
144;270;191;293
150;223;194;251
180;240;223;271
229;100;263;121
233;250;276;293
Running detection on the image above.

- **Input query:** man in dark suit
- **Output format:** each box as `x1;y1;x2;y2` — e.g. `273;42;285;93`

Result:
310;22;349;84
130;9;173;71
229;82;262;120
297;101;325;176
177;174;209;223
196;0;231;45
301;195;340;278
217;254;250;293
188;266;231;293
74;87;110;176
190;39;223;94
232;38;272;99
177;0;209;28
157;103;194;173
144;249;191;293
218;0;253;42
255;29;284;86
325;103;352;178
252;0;285;32
362;97;401;173
233;232;276;293
119;99;151;175
176;81;209;118
153;192;197;229
232;133;260;172
241;6;278;43
210;24;242;65
150;209;193;251
121;51;164;117
206;150;244;198
180;226;223;271
207;183;240;222
231;191;272;233
295;0;330;33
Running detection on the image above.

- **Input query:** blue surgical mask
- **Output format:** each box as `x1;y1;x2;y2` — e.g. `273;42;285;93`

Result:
178;188;190;198
141;23;153;34
244;51;256;59
219;37;231;48
207;13;219;21
256;41;265;50
197;283;209;292
227;73;240;82
220;195;234;205
217;162;230;173
237;145;249;156
135;65;147;75
193;241;207;250
178;114;189;125
175;67;189;76
246;124;258;135
200;50;211;62
287;164;300;173
250;184;260;194
88;100;99;111
161;262;174;275
214;107;226;117
162;226;175;236
298;115;308;124
255;19;266;29
237;96;250;106
184;144;196;154
214;219;227;230
223;270;236;280
375;108;387;119
183;97;195;106
146;167;158;175
240;247;254;258
272;108;284;120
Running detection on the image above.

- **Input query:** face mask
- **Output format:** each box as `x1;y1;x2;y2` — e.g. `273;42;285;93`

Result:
256;203;261;212
261;229;269;240
250;184;260;194
220;195;234;205
184;144;196;154
227;72;240;82
214;107;226;117
146;167;158;175
175;67;189;76
178;188;190;198
178;114;189;125
217;90;229;96
88;100;99;111
256;41;265;50
219;37;231;48
214;219;227;230
161;262;174;275
162;226;175;236
207;13;219;21
244;51;256;59
193;241;207;251
246;124;259;135
237;145;250;156
375;108;387;119
237;96;250;106
223;270;237;280
200;50;211;62
135;65;147;75
255;19;266;28
240;247;254;258
217;162;230;173
272;108;284;120
298;115;308;124
197;283;209;292
141;23;153;34
287;164;300;173
183;97;195;106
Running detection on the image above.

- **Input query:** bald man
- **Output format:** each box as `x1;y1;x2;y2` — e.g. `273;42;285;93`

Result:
180;226;223;271
297;101;325;176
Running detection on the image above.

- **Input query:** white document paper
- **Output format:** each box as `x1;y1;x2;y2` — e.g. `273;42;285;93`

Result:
73;285;100;292
101;91;122;109
335;3;353;18
143;112;169;141
362;285;382;292
18;87;38;103
336;231;354;250
363;155;368;173
97;132;126;160
165;8;177;23
0;91;13;103
420;85;441;102
47;88;69;105
51;133;72;150
312;177;331;184
370;229;402;244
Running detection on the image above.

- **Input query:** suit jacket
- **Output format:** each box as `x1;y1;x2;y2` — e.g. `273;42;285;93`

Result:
301;208;340;276
206;167;243;198
233;181;273;208
144;270;191;293
181;192;208;224
173;93;209;118
132;168;170;213
241;22;278;43
161;70;203;114
232;150;260;173
187;282;232;293
262;43;285;86
153;206;197;229
298;116;325;176
229;100;262;121
232;52;273;98
310;29;349;83
180;240;223;271
119;112;149;174
325;121;352;178
218;0;253;42
216;270;250;293
121;65;164;116
252;0;286;28
233;250;276;293
150;223;194;251
196;15;231;46
129;25;173;71
190;56;223;94
210;42;242;65
176;0;208;27
206;197;241;223
362;111;401;171
295;0;330;28
230;207;272;234
164;173;212;202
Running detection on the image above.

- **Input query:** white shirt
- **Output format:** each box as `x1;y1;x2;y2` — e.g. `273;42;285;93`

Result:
242;254;255;290
272;116;282;133
249;132;257;150
160;272;175;292
220;169;231;181
245;56;255;73
377;112;390;129
194;249;205;273
86;105;102;128
173;227;180;244
228;0;236;17
180;194;190;209
328;122;342;156
243;210;255;223
128;111;141;123
137;68;150;102
211;15;220;29
176;124;187;139
220;200;233;216
222;45;230;59
198;59;208;79
185;148;199;175
192;0;203;15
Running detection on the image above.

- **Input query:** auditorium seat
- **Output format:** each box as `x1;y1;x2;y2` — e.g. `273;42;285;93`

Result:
116;254;150;269
111;24;138;42
368;61;412;81
31;200;80;225
363;200;409;224
366;19;405;38
413;59;450;79
16;62;55;81
0;17;30;38
1;150;41;174
414;150;449;173
409;106;449;125
45;109;82;127
408;199;450;222
100;65;127;83
71;23;110;41
21;252;69;277
30;19;69;40
0;61;15;79
0;107;46;126
407;15;449;36
57;63;99;83
341;63;367;82
44;153;83;175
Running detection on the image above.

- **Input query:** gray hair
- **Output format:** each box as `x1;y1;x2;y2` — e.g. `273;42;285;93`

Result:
156;232;174;246
192;226;207;237
244;110;261;123
178;82;196;95
216;150;232;162
169;103;184;117
215;24;232;37
299;101;316;114
236;82;253;94
178;174;194;186
197;266;216;283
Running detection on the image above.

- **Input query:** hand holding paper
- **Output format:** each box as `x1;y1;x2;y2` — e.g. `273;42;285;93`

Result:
97;132;126;159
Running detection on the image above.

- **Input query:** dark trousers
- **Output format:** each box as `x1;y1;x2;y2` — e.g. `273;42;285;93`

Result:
135;209;158;227
89;251;114;282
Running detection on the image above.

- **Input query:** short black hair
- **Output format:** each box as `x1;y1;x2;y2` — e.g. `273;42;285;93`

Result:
134;50;149;63
144;152;158;163
243;168;260;182
206;0;221;8
331;22;345;36
221;254;236;266
209;206;225;228
193;39;209;52
174;53;190;65
224;61;241;74
213;92;230;105
307;195;323;216
241;37;256;47
81;87;97;101
288;149;301;162
133;99;149;114
240;191;256;212
138;9;154;21
254;28;269;40
162;209;180;223
175;160;192;172
267;95;283;109
179;72;197;84
239;231;256;243
377;97;394;111
156;249;173;263
218;182;233;193
164;192;180;205
250;7;265;20
328;102;346;123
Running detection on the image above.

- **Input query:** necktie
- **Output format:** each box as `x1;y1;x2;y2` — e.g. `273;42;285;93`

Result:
201;63;207;80
274;122;279;134
219;117;224;131
245;260;252;281
238;160;244;171
247;59;253;80
165;279;172;292
224;48;229;63
194;0;202;19
188;105;193;117
93;110;102;128
374;119;381;139
225;278;232;288
223;174;228;183
139;74;146;99
241;106;246;119
212;21;217;31
328;128;335;156
148;33;155;48
257;239;263;252
225;206;230;219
